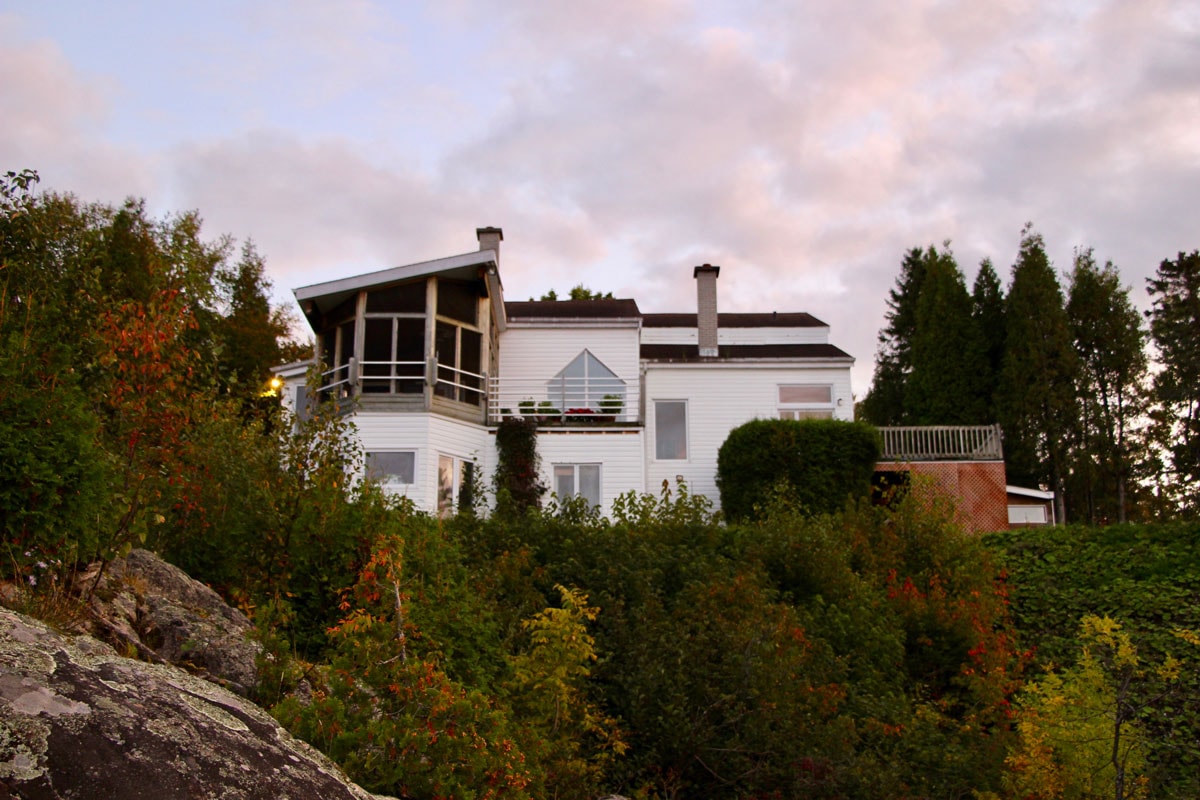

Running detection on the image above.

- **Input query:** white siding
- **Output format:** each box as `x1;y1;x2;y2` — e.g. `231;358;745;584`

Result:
536;430;645;516
643;365;854;509
639;326;831;345
351;412;493;512
499;325;640;383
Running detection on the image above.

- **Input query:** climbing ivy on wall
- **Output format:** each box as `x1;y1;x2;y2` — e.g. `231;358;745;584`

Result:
493;417;545;516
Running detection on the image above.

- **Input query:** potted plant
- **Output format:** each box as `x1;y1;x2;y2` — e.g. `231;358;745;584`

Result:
598;393;623;422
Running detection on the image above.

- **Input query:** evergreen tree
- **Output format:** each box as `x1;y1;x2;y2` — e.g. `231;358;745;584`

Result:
860;247;928;425
216;241;294;398
1066;250;1148;523
1146;250;1200;516
906;246;987;424
997;226;1078;522
972;258;1006;422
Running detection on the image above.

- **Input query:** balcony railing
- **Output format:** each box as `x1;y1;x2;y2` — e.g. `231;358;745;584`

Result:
488;376;640;424
878;424;1004;462
317;358;486;407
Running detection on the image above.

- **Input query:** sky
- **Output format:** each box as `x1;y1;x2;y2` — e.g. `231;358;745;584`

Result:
4;0;1199;394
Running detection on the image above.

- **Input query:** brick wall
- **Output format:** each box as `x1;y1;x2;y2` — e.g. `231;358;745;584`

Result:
876;460;1008;533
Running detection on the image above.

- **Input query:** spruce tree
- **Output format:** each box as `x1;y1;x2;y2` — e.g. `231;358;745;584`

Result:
1066;250;1148;523
906;246;987;424
972;258;1006;423
1146;250;1200;516
997;226;1078;522
861;247;927;425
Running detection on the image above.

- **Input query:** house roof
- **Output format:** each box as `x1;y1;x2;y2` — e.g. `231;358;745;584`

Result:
642;312;828;328
505;299;642;319
294;249;499;317
640;343;852;362
1006;485;1055;500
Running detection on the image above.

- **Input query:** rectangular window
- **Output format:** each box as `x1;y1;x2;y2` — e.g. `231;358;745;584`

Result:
366;451;416;485
1008;505;1048;525
438;455;457;515
361;317;426;394
778;384;834;420
554;464;601;507
655;400;688;460
366;281;425;313
437;279;479;325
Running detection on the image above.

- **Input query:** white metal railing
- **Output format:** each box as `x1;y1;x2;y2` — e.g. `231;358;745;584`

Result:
878;424;1003;462
359;360;425;395
316;358;486;407
318;362;354;400
434;362;487;405
488;376;640;424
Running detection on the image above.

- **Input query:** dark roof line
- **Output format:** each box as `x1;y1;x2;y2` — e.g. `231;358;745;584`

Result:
505;299;642;319
643;312;827;328
640;343;852;362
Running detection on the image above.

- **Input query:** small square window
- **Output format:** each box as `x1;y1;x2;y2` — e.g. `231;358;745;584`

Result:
554;464;601;507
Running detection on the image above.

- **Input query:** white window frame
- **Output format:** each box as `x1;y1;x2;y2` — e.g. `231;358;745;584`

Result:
654;399;689;461
553;463;602;508
365;451;416;486
777;384;835;420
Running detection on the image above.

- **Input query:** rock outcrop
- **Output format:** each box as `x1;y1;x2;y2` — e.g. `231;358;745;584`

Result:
0;607;393;800
80;549;261;697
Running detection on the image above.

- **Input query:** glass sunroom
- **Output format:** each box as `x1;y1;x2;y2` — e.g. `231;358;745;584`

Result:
295;250;503;423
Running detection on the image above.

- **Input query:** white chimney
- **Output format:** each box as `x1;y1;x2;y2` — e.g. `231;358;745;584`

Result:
694;264;720;357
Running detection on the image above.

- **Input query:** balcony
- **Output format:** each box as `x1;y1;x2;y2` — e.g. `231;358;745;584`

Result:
316;358;487;417
487;376;641;425
877;424;1004;462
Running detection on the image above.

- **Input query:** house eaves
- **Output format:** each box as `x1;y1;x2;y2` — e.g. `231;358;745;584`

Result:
640;343;853;363
295;249;499;317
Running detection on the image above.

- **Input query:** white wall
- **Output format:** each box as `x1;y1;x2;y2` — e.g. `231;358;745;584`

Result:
351;412;493;512
536;430;645;515
499;324;640;383
643;364;854;508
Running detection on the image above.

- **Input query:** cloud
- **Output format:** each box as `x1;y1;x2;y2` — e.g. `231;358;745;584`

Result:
0;14;155;203
3;0;1199;394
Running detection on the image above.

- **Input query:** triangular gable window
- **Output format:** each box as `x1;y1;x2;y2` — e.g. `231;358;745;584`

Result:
548;350;625;411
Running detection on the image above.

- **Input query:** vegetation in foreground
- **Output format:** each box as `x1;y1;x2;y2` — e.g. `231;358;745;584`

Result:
5;171;1200;798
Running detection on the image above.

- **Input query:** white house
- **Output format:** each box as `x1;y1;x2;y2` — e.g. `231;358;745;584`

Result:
281;227;855;516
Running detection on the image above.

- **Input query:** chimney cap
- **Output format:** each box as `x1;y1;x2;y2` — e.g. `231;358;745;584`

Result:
476;226;504;241
693;263;720;278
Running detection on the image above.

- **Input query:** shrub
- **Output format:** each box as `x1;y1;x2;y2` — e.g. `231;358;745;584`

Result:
716;418;881;522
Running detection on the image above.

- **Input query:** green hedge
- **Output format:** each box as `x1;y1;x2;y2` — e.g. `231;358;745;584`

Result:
985;522;1200;796
716;418;881;522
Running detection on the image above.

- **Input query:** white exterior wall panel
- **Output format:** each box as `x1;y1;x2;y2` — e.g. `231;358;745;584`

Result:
352;412;493;511
643;365;854;509
536;431;645;515
499;325;640;382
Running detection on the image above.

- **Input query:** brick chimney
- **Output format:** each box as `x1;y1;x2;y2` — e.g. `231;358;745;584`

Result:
694;264;720;358
476;227;503;265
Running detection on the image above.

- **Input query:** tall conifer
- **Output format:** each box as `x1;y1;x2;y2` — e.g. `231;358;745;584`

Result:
972;259;1006;422
997;226;1078;522
861;248;927;425
1147;250;1200;515
906;246;987;424
1066;249;1148;523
